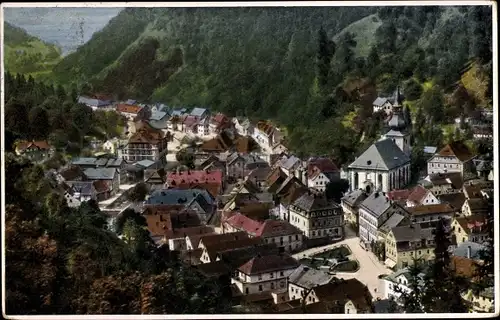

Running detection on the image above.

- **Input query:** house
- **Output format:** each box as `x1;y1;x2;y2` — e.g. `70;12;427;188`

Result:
198;154;226;172
372;96;395;115
216;243;280;271
65;181;97;202
426;141;477;177
144;188;214;210
209;113;232;134
197;116;211;136
288;192;344;240
405;185;440;207
421;172;464;195
277;155;303;177
406;203;456;224
304;279;374;314
200;237;263;263
381;268;423;304
102;140;117;155
475;160;493;181
82;167;119;197
116;104;143;121
197;231;249;251
347;138;411;194
78;95;112;110
200;132;234;153
118;126;168;163
233;118;254;136
306;157;340;192
453;241;486;260
358;191;409;250
223;214;304;252
182;115;199;134
166;169;224;194
233;135;259;154
451;214;489;245
386;189;412;206
472;126;493;140
246;167;272;190
463;184;485;200
252;121;283;151
15;140;54;162
166;225;216;251
70;156;124;171
59;165;86;182
226;153;269;179
231;253;300;295
438;192;467;212
385;223;436;269
190;107;210;119
148;110;171;130
462;198;490;216
340;189;368;229
465;287;494;313
288;265;335;301
144;213;174;243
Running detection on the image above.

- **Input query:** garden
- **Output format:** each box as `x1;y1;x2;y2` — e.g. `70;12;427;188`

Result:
298;245;360;273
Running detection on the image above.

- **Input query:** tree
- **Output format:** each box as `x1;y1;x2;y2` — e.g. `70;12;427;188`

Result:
5;101;30;138
70;104;93;135
56;84;67;101
114;208;147;235
472;200;494;294
366;46;380;75
316;26;335;91
403;79;422;101
29;106;50;139
325;179;350;202
417;87;445;123
127;182;150;203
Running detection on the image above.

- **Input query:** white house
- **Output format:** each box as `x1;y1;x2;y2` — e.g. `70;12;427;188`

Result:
231;253;299;295
427;141;476;177
288;192;344;240
252;121;282;151
197;116;211;136
102;139;117;155
405;185;440;207
381;268;424;305
372;87;403;115
306;157;340;192
288;264;334;301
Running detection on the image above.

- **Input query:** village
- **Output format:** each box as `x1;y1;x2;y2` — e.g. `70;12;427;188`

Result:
12;90;494;314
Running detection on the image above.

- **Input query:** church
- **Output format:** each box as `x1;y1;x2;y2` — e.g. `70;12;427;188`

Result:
348;87;411;194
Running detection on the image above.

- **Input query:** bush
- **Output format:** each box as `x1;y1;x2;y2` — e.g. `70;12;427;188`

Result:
403;78;423;101
332;260;360;272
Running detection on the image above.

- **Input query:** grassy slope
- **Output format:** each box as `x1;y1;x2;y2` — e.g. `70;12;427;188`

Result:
4;22;62;80
333;13;382;57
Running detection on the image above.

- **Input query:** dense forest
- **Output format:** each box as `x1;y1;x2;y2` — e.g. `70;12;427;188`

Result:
47;6;493;164
4;153;234;314
3;71;126;157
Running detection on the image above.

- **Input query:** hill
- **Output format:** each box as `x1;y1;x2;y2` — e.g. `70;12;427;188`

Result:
4;22;62;81
48;6;493;162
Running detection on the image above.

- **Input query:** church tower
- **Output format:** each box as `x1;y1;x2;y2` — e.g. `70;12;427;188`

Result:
381;86;411;156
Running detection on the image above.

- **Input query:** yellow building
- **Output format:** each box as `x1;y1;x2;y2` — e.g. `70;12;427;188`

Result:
463;288;494;313
385;223;435;270
451;214;489;245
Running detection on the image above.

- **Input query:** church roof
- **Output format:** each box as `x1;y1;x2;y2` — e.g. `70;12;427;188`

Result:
348;139;410;171
384;129;407;137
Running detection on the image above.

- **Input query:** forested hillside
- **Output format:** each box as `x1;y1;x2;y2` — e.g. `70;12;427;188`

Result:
51;6;493;163
4;22;62;80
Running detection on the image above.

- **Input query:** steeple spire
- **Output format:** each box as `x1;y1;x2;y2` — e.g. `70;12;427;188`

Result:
393;85;403;108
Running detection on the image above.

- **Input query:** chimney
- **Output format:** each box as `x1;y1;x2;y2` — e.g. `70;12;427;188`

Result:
467;246;471;259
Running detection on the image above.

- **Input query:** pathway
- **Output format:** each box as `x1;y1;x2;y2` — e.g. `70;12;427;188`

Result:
292;235;391;300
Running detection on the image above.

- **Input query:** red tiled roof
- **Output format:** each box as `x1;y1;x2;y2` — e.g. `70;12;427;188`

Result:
204;237;263;261
169;225;215;240
238;253;299;275
437;141;475;162
199;231;249;248
16;140;52;152
167;170;223;185
454;213;489;235
60;165;85;181
255;219;302;237
312;279;372;311
451;256;478;278
225;213;263;235
211;113;229;125
183;115;198;128
116;104;142;114
128;127;164;144
387;189;411;201
307;158;339;178
463;185;484;199
407;185;429;203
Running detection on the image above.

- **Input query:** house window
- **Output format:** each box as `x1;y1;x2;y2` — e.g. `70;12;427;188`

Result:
245;288;249;294
271;283;275;289
258;275;262;280
259;285;263;292
280;271;284;276
270;273;274;279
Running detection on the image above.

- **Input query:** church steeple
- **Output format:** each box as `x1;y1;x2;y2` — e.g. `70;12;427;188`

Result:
381;85;411;156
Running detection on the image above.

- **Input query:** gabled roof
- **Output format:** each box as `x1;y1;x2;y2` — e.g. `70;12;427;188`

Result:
145;213;173;237
247;167;272;181
453;241;486;260
93;180;110;193
341;189;368;207
255;219;302;237
438;193;467;211
199;231;249;248
426;172;464;189
238;253;299;275
373;97;389;107
307;157;339;178
288;264;334;290
195;261;231;278
204;237;263;261
256;121;277;137
311;278;372;311
359;192;397;218
407;185;429;204
191;107;208;117
233;136;258;153
279;155;301;170
145;188;214;206
60;165;85;181
436;141;476;162
216;243;279;269
386;189;411;202
391;223;433;242
348;138;410;170
465;198;490;211
225;213;263;235
454;213;489;235
463;184;484;199
149;110;169;121
66;181;95;195
16;140;52;152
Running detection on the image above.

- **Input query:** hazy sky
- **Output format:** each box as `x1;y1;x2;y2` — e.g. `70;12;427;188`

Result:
4;7;123;55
